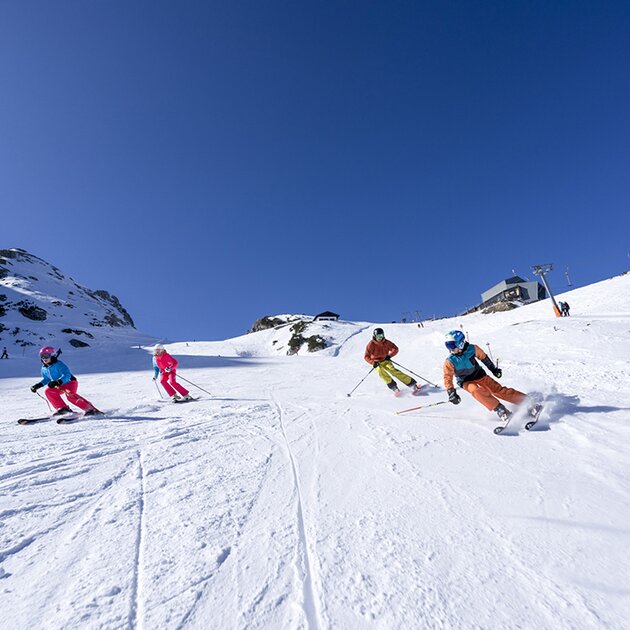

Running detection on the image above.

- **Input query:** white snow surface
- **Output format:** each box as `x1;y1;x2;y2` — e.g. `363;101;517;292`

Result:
1;274;630;629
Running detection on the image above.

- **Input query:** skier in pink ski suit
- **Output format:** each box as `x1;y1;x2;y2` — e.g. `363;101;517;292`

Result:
153;345;193;402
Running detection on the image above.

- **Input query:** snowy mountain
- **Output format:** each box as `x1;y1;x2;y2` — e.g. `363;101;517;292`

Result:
0;248;143;353
0;271;629;629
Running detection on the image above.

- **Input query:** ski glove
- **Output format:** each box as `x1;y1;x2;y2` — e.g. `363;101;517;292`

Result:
165;367;172;373
30;382;43;393
372;361;380;368
492;368;502;378
447;388;461;405
48;380;62;388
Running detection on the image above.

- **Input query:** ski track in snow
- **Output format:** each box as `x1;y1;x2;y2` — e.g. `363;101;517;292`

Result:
129;449;146;630
272;396;321;630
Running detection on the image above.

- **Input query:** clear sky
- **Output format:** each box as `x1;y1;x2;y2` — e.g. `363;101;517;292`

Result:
2;1;629;340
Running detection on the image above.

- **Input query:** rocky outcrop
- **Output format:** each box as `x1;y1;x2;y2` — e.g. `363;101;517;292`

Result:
249;316;287;333
61;328;94;339
69;338;90;348
17;302;48;321
87;290;135;328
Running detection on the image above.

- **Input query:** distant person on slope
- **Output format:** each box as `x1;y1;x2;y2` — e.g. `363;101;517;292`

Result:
561;301;571;316
1;346;8;359
364;328;422;397
443;331;527;421
153;344;193;402
30;346;100;416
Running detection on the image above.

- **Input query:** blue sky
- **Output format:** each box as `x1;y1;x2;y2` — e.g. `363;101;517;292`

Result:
2;1;629;340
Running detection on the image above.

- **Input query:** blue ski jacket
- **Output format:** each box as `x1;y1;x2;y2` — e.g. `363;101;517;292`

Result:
39;359;73;386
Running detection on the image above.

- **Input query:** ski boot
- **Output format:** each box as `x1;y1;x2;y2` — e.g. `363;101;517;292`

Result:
52;406;73;417
527;403;543;418
408;380;423;396
180;394;194;402
492;404;513;434
171;394;182;402
524;404;543;430
494;403;512;421
83;407;103;417
387;381;401;397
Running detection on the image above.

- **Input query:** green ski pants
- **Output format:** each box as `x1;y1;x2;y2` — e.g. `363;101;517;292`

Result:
375;359;414;387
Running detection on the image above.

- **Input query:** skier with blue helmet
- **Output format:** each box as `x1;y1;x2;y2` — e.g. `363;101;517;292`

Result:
30;346;101;417
443;331;525;420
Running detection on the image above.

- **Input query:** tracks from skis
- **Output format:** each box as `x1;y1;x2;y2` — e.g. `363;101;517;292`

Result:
272;397;321;630
128;449;147;630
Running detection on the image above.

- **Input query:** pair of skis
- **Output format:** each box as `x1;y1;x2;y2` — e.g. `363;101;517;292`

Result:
18;410;105;425
395;399;545;435
493;404;544;435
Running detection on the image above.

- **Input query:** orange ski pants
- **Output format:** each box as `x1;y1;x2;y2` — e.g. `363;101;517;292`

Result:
462;375;525;411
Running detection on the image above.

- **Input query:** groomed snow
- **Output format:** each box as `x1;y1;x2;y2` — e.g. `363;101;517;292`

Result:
1;274;629;628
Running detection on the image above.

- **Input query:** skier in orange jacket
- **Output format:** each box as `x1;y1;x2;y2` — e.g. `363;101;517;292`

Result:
443;330;526;420
364;328;422;396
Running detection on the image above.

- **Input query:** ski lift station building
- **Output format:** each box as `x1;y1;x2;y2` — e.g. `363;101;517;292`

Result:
314;311;340;321
481;276;546;307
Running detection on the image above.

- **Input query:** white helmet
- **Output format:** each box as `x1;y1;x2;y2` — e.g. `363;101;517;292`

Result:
153;344;165;355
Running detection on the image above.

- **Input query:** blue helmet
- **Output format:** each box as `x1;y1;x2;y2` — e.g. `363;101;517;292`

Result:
445;330;466;352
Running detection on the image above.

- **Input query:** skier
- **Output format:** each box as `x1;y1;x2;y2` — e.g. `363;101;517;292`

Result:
30;346;100;416
364;328;422;396
561;301;571;316
153;344;193;402
443;331;527;421
1;347;8;359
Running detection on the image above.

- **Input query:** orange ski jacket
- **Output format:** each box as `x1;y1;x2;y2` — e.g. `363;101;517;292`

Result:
364;339;399;364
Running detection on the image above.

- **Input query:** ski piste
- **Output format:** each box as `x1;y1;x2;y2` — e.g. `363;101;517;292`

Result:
494;403;544;435
156;397;200;404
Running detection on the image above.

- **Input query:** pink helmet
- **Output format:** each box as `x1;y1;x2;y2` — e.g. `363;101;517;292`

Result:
39;346;56;357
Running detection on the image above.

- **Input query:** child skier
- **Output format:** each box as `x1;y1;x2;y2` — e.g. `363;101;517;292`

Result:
364;328;422;396
30;346;100;416
153;345;193;402
443;330;531;420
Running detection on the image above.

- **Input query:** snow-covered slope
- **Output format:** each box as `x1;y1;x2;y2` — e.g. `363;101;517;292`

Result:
0;248;145;354
1;273;629;629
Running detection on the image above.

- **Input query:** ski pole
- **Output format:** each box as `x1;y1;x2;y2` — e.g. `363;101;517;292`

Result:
346;367;375;397
389;360;440;389
37;390;54;412
176;374;212;397
153;378;164;399
396;400;448;415
486;342;494;363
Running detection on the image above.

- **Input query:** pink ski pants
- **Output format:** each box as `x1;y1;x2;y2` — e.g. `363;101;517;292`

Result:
160;370;189;397
46;380;94;411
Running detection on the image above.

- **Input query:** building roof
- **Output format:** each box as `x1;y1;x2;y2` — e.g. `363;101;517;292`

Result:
503;275;527;285
314;311;339;319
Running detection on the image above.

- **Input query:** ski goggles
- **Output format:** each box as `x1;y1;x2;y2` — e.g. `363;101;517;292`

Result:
374;334;385;341
40;353;54;359
445;341;461;351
